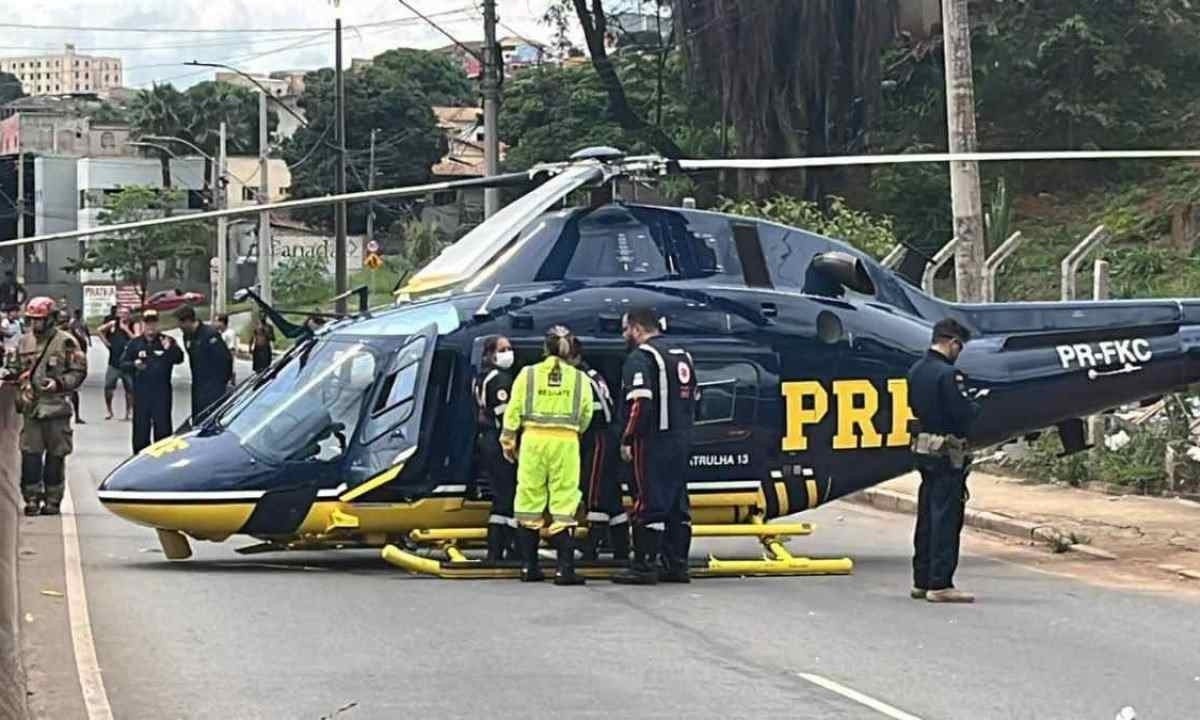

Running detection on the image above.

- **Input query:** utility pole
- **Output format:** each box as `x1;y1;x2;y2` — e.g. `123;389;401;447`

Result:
216;121;228;315
482;0;501;218
941;0;986;302
366;128;377;248
333;17;349;315
14;151;24;286
258;90;273;304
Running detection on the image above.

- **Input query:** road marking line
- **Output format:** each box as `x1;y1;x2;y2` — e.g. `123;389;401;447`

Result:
62;484;114;720
796;672;923;720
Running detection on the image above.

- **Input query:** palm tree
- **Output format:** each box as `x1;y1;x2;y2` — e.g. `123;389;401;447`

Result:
129;83;190;190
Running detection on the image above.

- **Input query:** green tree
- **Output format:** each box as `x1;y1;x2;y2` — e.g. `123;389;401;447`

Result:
0;71;25;105
183;81;276;157
370;48;473;106
281;62;444;233
271;254;330;305
672;1;893;199
128;84;190;188
66;187;209;305
499;52;721;169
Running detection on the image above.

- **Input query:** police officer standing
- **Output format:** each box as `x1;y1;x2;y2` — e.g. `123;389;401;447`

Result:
121;309;184;453
613;307;697;585
501;326;593;585
473;335;517;561
567;337;628;561
176;305;233;422
10;297;87;516
906;318;982;604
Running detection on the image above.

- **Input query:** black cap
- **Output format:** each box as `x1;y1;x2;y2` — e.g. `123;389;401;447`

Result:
142;309;160;321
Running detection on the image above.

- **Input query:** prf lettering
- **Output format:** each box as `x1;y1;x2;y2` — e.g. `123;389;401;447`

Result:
781;379;913;451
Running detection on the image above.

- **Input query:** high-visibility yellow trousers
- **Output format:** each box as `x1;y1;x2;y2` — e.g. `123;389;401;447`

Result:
514;427;581;532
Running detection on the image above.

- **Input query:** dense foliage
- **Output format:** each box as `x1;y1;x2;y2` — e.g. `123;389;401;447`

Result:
0;71;25;105
129;81;277;159
281;51;449;234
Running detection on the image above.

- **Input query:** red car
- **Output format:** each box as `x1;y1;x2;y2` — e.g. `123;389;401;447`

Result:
143;289;206;312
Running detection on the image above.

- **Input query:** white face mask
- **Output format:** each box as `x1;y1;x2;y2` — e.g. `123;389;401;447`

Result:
493;350;514;369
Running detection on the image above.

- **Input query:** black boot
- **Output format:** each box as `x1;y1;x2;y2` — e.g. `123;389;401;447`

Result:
517;527;545;582
42;455;65;516
551;529;586;586
486;523;506;562
499;524;516;561
660;523;692;583
612;526;661;585
582;521;608;562
21;452;44;517
609;522;631;564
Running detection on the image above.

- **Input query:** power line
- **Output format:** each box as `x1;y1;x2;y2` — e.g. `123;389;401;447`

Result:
0;12;473;35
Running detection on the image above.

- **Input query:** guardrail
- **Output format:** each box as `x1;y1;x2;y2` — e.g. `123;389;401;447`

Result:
0;387;27;720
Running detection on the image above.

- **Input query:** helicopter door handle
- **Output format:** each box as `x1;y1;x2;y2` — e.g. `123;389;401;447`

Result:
1087;363;1143;380
760;302;778;319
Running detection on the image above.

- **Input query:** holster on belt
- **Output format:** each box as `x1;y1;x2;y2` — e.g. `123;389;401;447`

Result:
910;428;968;470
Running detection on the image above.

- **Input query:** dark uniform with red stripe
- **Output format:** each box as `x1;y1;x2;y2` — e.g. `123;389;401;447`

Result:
474;366;518;560
578;362;627;559
619;336;696;580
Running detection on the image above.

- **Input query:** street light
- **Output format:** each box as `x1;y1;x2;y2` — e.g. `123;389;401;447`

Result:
184;60;277;305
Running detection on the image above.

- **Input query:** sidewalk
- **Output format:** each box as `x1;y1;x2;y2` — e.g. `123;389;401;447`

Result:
851;471;1200;581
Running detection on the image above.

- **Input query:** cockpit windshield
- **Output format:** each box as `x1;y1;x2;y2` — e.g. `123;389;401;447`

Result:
216;338;382;464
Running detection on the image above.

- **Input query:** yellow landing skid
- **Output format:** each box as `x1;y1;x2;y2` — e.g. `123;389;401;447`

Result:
383;518;852;579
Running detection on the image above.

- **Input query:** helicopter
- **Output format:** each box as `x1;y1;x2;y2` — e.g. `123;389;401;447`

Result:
56;145;1200;579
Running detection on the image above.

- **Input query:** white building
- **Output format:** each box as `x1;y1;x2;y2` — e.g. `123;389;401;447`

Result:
0;44;123;96
33;156;206;287
224;156;291;208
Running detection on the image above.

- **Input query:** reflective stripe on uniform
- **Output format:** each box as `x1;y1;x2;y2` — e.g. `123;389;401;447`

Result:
638;342;671;431
645;521;666;531
626;388;652;401
609;512;629;525
493;403;507;415
586;511;610;522
488;513;512;526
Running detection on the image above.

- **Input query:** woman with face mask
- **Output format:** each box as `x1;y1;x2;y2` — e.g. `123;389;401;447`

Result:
473;335;518;561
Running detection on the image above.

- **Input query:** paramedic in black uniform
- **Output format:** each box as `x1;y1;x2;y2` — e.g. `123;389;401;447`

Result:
613;307;697;585
567;337;628;561
473;335;517;561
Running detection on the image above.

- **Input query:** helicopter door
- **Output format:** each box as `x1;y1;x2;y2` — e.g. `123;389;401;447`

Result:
340;323;439;501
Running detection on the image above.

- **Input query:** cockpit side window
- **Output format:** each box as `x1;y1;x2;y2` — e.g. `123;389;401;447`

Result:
361;336;427;444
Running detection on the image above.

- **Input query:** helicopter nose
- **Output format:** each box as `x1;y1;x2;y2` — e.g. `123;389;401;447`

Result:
97;432;267;541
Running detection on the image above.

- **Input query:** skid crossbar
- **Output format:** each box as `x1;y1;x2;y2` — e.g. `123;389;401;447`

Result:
385;517;851;579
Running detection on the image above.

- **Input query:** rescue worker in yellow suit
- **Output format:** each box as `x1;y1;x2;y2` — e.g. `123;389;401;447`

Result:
501;326;593;585
8;297;88;516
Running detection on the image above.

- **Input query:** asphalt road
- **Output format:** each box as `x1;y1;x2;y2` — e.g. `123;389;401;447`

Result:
17;383;1200;720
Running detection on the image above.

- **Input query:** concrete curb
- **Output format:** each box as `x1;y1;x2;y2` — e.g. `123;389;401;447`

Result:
847;487;1118;559
1156;564;1200;581
0;388;29;720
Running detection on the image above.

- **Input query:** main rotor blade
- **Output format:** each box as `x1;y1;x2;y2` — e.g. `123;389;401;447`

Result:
678;149;1200;171
0;171;533;249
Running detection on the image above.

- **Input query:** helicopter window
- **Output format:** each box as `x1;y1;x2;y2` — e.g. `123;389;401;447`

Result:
362;337;427;443
561;206;671;280
670;213;744;282
694;361;757;426
217;339;380;465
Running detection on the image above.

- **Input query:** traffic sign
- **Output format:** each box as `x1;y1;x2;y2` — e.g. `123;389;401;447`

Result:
366;239;380;254
365;253;383;270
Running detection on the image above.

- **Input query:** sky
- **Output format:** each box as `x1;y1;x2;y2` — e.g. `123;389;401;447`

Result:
0;0;565;89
